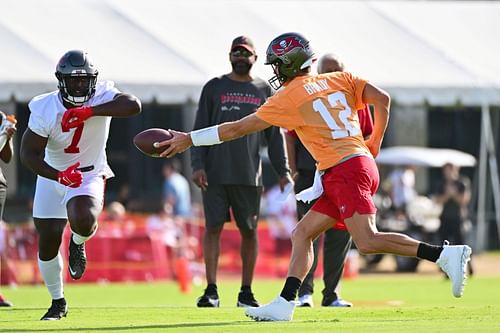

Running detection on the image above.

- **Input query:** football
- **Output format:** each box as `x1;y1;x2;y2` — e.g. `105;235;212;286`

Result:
133;128;173;157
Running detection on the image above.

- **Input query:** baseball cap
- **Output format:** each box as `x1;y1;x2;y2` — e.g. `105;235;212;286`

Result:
230;36;255;54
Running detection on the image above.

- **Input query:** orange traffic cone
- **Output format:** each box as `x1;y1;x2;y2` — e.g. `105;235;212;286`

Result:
175;256;192;293
343;249;359;279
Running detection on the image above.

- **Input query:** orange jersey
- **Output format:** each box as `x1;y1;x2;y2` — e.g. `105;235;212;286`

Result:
256;72;370;170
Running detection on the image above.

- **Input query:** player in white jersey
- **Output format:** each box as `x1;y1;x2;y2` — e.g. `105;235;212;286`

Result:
20;50;141;320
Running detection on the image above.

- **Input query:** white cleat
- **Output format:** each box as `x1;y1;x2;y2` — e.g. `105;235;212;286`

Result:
325;299;353;307
436;243;472;297
297;294;314;307
245;296;295;321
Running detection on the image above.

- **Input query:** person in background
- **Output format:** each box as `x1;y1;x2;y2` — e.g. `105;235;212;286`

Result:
433;162;473;275
263;184;297;276
190;36;292;308
0;111;16;307
99;201;135;237
387;165;417;216
163;159;191;219
287;53;373;308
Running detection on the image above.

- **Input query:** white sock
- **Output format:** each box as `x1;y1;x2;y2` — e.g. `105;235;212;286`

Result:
38;253;64;300
72;225;98;245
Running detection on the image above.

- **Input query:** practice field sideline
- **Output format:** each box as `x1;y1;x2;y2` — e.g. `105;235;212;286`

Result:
1;261;499;333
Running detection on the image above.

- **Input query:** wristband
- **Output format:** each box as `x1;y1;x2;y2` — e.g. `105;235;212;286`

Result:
190;125;222;146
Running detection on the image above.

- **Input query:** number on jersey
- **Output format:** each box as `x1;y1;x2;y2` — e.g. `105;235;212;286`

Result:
312;92;360;139
63;124;84;154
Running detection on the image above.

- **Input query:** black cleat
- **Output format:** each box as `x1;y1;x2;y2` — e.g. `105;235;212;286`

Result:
196;291;220;307
0;300;13;307
68;237;86;280
237;291;259;308
40;298;68;320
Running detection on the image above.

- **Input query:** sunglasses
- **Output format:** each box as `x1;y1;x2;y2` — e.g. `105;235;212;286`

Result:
231;49;254;58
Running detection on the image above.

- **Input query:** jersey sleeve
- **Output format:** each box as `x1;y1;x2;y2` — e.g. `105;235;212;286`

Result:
27;101;49;138
255;94;302;130
342;72;367;111
91;81;120;106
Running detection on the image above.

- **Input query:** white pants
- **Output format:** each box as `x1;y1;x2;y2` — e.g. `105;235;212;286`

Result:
33;175;105;219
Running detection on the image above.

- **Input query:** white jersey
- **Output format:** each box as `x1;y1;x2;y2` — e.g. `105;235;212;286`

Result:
28;80;119;179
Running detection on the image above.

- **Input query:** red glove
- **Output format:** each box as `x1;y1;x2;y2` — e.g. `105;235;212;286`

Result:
57;162;83;188
61;106;94;132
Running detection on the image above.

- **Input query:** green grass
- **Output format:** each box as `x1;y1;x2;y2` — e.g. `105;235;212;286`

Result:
1;275;500;332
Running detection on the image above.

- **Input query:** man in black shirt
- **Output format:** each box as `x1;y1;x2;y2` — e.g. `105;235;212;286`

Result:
191;36;292;308
434;162;473;275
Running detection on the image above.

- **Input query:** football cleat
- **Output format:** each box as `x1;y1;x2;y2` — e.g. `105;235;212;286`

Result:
237;291;259;308
323;298;353;307
40;298;68;320
436;242;472;297
196;292;220;307
0;299;13;307
297;294;314;307
245;296;295;321
68;237;87;280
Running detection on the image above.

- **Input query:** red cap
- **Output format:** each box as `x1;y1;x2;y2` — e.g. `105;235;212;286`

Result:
231;36;255;53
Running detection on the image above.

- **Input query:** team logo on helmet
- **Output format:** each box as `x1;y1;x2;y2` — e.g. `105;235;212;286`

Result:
272;36;304;58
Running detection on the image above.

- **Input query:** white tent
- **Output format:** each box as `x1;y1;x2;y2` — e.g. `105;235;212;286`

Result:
0;0;499;105
376;146;477;167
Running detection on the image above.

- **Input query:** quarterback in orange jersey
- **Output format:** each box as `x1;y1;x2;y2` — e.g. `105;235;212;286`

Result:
158;32;472;321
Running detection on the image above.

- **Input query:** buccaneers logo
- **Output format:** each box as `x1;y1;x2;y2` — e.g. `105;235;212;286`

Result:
271;36;304;57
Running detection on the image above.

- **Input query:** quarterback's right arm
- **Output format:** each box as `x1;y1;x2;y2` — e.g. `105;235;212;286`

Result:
20;129;82;187
158;114;272;158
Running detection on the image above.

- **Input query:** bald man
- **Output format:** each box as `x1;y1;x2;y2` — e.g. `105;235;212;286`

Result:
285;53;373;308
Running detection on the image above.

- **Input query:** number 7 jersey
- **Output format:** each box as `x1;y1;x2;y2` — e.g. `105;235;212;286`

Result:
255;72;371;171
27;81;119;179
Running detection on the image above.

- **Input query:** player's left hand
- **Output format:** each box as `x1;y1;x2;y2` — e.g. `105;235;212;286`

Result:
278;173;294;192
61;106;94;131
157;130;192;158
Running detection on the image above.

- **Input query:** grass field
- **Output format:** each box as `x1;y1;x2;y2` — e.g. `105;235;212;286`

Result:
1;272;500;333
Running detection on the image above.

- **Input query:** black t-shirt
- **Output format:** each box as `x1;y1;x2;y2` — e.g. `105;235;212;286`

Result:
190;75;288;186
295;140;316;172
435;177;469;222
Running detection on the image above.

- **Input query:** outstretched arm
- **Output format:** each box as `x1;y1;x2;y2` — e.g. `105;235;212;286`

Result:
157;114;271;158
91;93;142;118
62;93;142;130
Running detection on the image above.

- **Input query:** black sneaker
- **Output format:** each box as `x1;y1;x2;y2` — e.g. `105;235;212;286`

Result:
68;237;86;280
40;298;68;320
0;299;13;307
237;291;259;308
196;291;220;307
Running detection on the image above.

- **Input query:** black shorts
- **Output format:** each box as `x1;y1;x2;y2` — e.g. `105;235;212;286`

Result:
202;184;262;230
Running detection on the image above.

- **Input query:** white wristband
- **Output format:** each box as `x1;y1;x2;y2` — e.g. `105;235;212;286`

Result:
190;125;222;146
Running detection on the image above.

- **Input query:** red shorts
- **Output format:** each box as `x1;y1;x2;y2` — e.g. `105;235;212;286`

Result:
311;155;379;230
